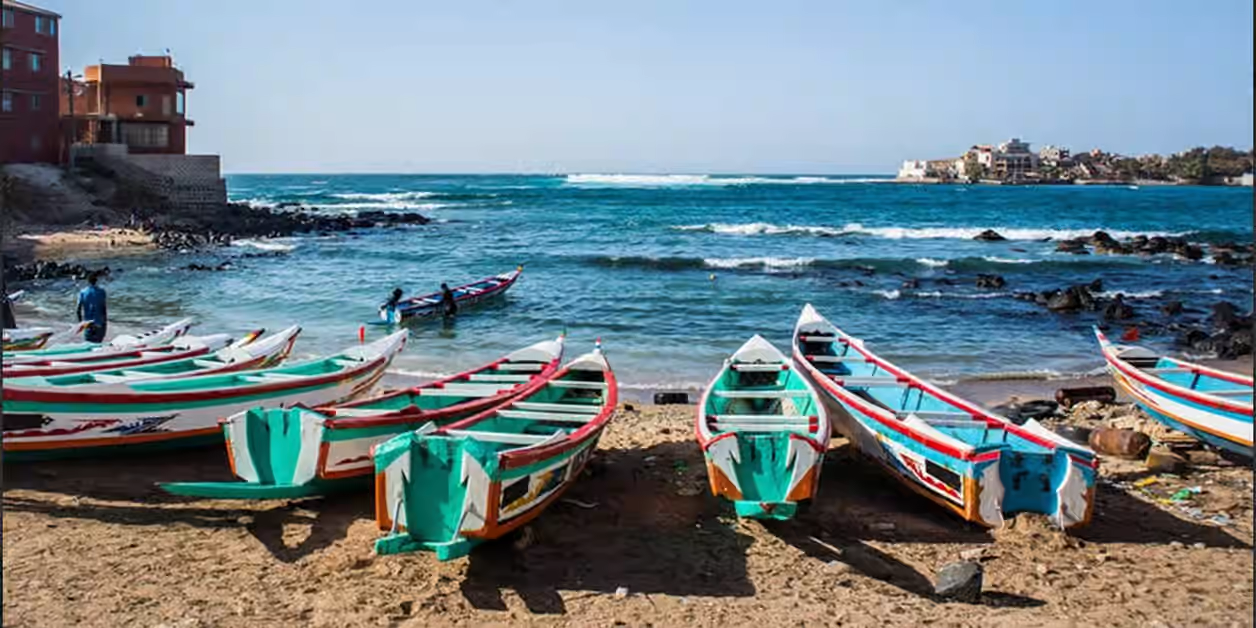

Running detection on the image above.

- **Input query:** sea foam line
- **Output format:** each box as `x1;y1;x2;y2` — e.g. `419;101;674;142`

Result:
231;239;297;252
702;256;814;269
675;222;1189;241
565;174;890;187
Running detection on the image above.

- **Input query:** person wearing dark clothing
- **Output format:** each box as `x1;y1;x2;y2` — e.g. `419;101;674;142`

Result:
380;288;405;324
440;283;458;318
2;277;16;329
77;272;108;343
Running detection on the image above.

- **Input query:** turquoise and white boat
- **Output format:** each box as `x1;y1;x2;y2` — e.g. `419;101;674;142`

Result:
159;336;566;499
373;343;616;560
696;335;830;520
2;331;406;461
4;318;195;363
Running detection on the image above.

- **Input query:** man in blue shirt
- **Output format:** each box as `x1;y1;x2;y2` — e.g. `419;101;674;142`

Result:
77;272;108;343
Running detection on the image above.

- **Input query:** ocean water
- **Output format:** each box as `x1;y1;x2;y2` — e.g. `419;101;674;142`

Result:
15;174;1254;393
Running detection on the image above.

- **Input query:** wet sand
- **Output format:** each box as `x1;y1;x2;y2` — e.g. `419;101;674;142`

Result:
3;396;1252;627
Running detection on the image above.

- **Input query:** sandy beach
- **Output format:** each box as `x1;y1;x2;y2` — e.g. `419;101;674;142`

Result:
3;384;1252;627
3;227;155;263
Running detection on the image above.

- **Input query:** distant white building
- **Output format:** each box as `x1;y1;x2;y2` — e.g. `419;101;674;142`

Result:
1039;145;1070;165
897;160;929;180
1241;172;1254;187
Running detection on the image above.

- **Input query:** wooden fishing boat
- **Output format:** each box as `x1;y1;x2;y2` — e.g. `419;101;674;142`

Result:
4;318;195;363
373;343;616;560
159;336;566;499
696;335;829;520
2;322;91;352
792;305;1097;530
1095;327;1252;458
2;327;270;378
378;267;522;323
5;327;300;391
1;331;407;461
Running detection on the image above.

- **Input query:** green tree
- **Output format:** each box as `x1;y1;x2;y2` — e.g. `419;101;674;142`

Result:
963;156;987;182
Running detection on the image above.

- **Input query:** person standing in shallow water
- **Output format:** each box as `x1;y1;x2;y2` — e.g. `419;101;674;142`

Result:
440;283;458;319
77;272;108;343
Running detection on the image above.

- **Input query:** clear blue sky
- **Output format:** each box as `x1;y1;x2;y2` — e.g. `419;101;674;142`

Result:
43;0;1255;174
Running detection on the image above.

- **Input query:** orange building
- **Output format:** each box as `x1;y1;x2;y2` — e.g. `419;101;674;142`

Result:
62;55;195;155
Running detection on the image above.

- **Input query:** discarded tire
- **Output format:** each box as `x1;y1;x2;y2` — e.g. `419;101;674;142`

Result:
1053;425;1094;446
1055;386;1116;409
653;392;689;405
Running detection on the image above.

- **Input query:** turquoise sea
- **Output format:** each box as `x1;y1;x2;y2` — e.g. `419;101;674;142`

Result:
14;174;1254;395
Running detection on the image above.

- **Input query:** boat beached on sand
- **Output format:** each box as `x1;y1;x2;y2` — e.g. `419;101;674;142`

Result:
373;342;616;560
2;331;407;461
4;327;300;389
378;267;522;323
2;329;268;378
792;304;1098;530
3;323;90;352
4;318;195;363
160;336;566;499
696;335;830;520
1095;327;1253;458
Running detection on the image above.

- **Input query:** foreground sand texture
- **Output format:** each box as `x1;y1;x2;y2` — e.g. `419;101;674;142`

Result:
4;403;1252;627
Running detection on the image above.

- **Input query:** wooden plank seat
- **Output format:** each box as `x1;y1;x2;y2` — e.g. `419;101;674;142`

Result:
896;410;974;419
798;335;839;343
1145;367;1195;374
513;401;601;413
421;384;512;397
92;373;138;383
713;420;812;431
830;377;906;387
496;362;547;372
192;359;222;368
808;354;867;363
548;380;608;390
496;410;594;423
444;429;558;445
730;363;786;372
239;373;305;384
467;374;532;383
713;414;811;422
712;390;798;399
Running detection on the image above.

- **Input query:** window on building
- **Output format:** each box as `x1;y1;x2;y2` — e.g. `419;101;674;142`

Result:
176;92;185;115
2;9;13;28
136;94;148;108
2;48;10;71
162;95;171;115
29;52;41;72
121;123;169;149
31;94;41;110
49;18;56;35
2;92;11;112
35;16;42;33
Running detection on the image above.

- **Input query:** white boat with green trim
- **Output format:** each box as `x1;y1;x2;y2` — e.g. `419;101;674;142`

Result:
159;336;566;499
373;342;616;560
696;335;830;520
2;331;406;461
4;318;195;363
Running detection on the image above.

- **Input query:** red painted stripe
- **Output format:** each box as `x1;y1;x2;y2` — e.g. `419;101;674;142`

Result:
1102;346;1252;415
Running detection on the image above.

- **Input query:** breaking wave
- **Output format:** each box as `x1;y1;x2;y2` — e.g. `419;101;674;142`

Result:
231;239;297;252
674;222;1191;241
565;174;892;187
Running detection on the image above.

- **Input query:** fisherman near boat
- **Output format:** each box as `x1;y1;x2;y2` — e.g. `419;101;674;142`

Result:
792;304;1098;530
696;335;830;520
373;342;616;560
378;267;522;324
160;335;567;499
1095;327;1253;458
2;331;407;461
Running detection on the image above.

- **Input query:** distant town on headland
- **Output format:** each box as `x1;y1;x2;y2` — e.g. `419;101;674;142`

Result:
898;139;1255;186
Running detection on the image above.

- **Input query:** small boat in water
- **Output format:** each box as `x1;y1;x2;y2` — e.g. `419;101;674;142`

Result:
1095;327;1253;458
5;327;299;390
2;331;406;461
378;267;522;323
2;328;267;378
696;335;829;520
793;305;1097;530
160;335;566;499
373;343;615;560
4;318;195;363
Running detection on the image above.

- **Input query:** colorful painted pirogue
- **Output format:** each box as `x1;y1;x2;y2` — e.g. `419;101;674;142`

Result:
2;331;406;461
696;335;830;520
1;324;92;354
2;328;270;378
373;343;616;560
4;318;195;363
160;336;566;499
5;327;299;389
792;305;1098;529
379;267;522;323
1095;328;1253;458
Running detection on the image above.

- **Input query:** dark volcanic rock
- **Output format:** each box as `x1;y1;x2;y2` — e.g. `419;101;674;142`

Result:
975;274;1006;289
901;278;921;289
1101;294;1136;321
1046;284;1097;312
934;561;983;602
1160;300;1184;316
972;229;1006;242
5;261;111;283
1056;239;1089;254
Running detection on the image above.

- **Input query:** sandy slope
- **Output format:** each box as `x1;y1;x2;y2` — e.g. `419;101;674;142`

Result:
3;403;1252;627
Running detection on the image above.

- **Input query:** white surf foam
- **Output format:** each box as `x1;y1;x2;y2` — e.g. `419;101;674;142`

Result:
330;191;437;201
874;289;902;300
231;239;297;252
1094;290;1165;299
674;222;1188;241
981;256;1036;264
913;291;1009;299
565;174;891;187
916;258;950;268
702;256;814;269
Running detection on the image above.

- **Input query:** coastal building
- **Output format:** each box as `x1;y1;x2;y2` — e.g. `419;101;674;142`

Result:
61;54;195;155
0;0;61;164
992;138;1039;179
897;159;929;180
1038;145;1070;166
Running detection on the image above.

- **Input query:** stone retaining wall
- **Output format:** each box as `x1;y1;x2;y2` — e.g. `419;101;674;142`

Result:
71;144;227;209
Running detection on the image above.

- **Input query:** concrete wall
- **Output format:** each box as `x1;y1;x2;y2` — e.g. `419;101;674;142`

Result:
72;143;226;208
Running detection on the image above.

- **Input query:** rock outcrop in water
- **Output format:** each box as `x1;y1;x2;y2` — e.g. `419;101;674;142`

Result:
1053;230;1248;265
3;260;111;283
144;204;431;251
